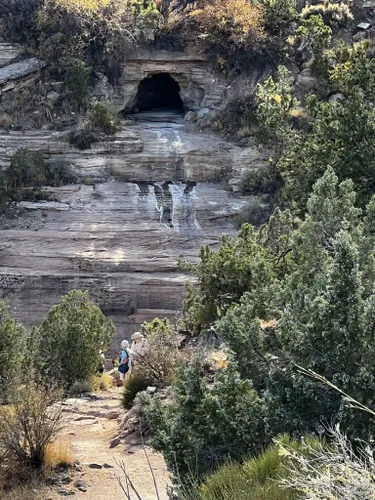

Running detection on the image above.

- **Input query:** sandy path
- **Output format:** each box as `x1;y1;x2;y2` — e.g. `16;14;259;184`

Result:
41;390;170;500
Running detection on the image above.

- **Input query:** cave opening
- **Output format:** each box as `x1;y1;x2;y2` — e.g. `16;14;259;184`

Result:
133;73;184;112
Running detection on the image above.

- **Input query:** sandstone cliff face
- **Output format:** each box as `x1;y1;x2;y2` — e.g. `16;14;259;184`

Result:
0;114;268;355
0;43;269;355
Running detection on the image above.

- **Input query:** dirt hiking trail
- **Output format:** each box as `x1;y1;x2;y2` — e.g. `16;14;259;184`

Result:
40;389;170;500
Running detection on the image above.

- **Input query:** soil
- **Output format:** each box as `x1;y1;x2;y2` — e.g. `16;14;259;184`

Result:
39;389;170;500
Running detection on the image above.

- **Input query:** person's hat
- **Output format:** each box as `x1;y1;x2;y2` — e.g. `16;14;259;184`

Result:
121;340;129;349
131;332;142;340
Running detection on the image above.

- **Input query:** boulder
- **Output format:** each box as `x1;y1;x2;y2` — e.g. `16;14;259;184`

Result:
46;91;60;107
297;68;317;91
329;93;345;103
184;111;197;122
197;108;210;120
0;57;46;94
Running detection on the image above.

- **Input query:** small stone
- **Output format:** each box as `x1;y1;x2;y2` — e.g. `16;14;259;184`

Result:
59;475;72;485
184;111;197;122
87;463;103;469
46;91;60;106
73;461;82;472
197;108;210;120
146;386;157;395
353;30;367;41
75;480;88;492
57;489;75;496
109;436;121;449
107;411;120;420
358;22;371;30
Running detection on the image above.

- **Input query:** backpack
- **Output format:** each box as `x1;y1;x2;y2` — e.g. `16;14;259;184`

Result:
118;349;129;374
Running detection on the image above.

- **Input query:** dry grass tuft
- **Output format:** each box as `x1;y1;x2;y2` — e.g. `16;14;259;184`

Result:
92;372;114;391
44;439;73;469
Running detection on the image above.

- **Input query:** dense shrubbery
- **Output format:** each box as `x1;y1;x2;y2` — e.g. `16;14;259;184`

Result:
279;42;375;211
68;101;120;149
164;166;375;489
189;0;264;72
0;148;77;208
138;317;187;385
148;359;269;483
64;59;90;108
122;373;153;409
33;290;115;389
0;289;113;489
0;302;26;403
301;1;353;28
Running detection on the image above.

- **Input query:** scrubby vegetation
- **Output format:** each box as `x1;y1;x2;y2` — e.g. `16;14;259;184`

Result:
0;148;78;210
0;289;115;492
33;290;115;389
2;0;375;497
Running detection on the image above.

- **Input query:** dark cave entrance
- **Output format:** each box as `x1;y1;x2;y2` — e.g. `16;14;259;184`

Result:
133;73;184;112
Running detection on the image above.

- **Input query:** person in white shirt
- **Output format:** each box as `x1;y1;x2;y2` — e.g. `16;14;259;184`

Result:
130;332;149;365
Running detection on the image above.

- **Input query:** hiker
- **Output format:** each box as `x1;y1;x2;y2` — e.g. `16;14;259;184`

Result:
130;332;149;365
118;340;131;386
97;345;105;375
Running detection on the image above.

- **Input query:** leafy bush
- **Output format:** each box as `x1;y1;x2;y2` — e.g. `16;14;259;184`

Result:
295;14;332;77
260;0;297;32
64;59;90;108
208;78;259;136
179;224;277;332
147;359;269;484
137;317;187;386
5;149;47;191
235;197;271;228
33;290;115;389
68;102;120;150
0;149;77;207
68;125;97;150
122;372;153;410
280;41;375;211
0;302;26;403
87;101;120;135
256;65;299;149
301;1;353;28
68;379;93;396
0;382;62;468
240;165;281;196
36;0;159;81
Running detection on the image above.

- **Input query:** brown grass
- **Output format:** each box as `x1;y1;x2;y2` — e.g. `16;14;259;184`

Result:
44;439;73;469
91;372;114;391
